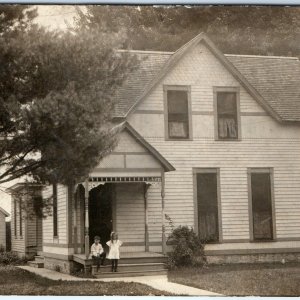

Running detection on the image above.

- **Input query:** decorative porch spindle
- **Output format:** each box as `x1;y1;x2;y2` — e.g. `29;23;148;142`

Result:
84;179;89;259
161;172;166;255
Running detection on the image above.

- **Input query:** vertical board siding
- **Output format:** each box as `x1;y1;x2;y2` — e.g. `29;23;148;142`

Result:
128;42;300;244
115;183;145;250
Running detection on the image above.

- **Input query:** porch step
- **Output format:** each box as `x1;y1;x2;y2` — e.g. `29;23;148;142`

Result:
119;256;167;264
95;262;167;273
34;256;45;263
94;269;168;278
28;261;44;268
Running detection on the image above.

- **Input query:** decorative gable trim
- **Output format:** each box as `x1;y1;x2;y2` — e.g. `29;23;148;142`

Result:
125;32;282;122
121;122;175;172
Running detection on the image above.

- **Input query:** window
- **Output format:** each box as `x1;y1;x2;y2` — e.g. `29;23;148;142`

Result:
164;87;191;139
215;89;240;140
194;169;221;243
14;198;17;236
249;169;275;241
53;184;58;237
19;198;22;237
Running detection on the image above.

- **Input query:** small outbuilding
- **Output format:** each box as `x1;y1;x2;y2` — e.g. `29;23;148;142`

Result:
0;207;10;251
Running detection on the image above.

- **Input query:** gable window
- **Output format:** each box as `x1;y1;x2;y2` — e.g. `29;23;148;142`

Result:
164;86;191;139
53;184;58;237
214;88;240;140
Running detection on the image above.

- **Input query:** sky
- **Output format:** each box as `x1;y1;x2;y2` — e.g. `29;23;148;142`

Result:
34;5;78;30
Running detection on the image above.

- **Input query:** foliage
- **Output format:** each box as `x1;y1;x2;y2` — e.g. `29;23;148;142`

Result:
0;9;138;187
74;6;300;57
0;250;27;266
167;225;206;268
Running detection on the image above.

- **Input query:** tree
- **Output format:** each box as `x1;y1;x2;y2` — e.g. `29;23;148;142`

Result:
74;6;300;57
0;7;138;189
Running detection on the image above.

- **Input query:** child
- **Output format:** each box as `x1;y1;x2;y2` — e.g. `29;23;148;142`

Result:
91;236;106;271
106;232;122;272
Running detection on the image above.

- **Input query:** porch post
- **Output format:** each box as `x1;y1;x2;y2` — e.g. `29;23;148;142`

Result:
161;171;166;255
84;179;89;259
144;183;150;252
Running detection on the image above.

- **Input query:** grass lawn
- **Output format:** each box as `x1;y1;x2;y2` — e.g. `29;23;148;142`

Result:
0;266;172;296
168;262;300;296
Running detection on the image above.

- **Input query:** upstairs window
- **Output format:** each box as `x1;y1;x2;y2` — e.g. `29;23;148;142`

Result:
215;90;240;140
53;184;58;237
165;87;191;139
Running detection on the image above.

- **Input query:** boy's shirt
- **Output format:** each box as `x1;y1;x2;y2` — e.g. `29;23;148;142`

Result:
91;243;104;256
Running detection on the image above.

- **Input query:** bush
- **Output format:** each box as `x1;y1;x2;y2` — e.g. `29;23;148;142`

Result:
167;225;206;268
0;250;27;266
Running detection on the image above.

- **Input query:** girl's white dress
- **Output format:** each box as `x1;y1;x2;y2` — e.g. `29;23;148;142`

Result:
106;240;123;259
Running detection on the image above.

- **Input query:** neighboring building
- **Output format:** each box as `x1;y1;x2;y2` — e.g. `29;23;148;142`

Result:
8;184;43;258
9;33;300;273
0;207;9;251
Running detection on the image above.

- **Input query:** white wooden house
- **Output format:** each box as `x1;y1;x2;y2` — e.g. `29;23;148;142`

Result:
9;33;300;274
0;207;9;251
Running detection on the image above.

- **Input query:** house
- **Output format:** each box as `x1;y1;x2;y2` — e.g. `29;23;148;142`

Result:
7;184;43;258
9;33;300;273
0;206;9;251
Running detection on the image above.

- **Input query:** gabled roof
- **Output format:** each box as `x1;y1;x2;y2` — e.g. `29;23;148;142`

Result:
121;122;175;172
114;33;300;122
0;207;9;217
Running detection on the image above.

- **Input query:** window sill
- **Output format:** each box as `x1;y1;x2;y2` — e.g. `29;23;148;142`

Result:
250;239;276;243
215;138;241;142
165;137;193;141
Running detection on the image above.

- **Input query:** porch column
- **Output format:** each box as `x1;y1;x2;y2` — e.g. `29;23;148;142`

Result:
84;179;89;259
161;172;166;255
144;183;151;252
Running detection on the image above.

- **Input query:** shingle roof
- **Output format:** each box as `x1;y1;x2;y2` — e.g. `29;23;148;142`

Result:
114;51;171;117
226;54;300;122
114;37;300;122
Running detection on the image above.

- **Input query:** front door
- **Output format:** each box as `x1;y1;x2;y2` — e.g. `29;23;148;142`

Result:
89;184;113;248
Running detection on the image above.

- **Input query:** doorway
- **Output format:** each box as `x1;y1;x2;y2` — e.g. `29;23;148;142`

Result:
89;183;114;248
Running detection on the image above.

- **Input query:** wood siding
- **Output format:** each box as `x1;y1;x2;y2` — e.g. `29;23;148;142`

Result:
128;42;300;245
0;213;6;250
42;184;68;245
115;183;145;251
11;195;25;255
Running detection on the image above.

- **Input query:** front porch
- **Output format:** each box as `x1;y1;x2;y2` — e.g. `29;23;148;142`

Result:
70;123;175;275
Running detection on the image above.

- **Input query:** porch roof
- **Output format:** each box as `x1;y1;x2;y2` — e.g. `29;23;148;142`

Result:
122;122;175;172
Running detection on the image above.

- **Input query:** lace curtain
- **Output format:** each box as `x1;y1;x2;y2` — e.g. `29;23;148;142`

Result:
218;118;237;138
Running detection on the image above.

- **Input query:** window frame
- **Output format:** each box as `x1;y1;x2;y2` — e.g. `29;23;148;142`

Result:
14;197;17;237
53;184;58;238
163;85;193;141
193;168;222;243
247;167;276;242
213;87;241;141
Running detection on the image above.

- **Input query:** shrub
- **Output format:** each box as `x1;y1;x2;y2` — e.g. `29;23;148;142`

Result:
0;251;27;266
167;225;206;268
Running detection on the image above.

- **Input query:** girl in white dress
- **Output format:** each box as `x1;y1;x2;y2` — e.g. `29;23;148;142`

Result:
106;232;123;272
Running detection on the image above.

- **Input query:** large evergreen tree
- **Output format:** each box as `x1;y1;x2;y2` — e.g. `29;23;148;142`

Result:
0;5;137;188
